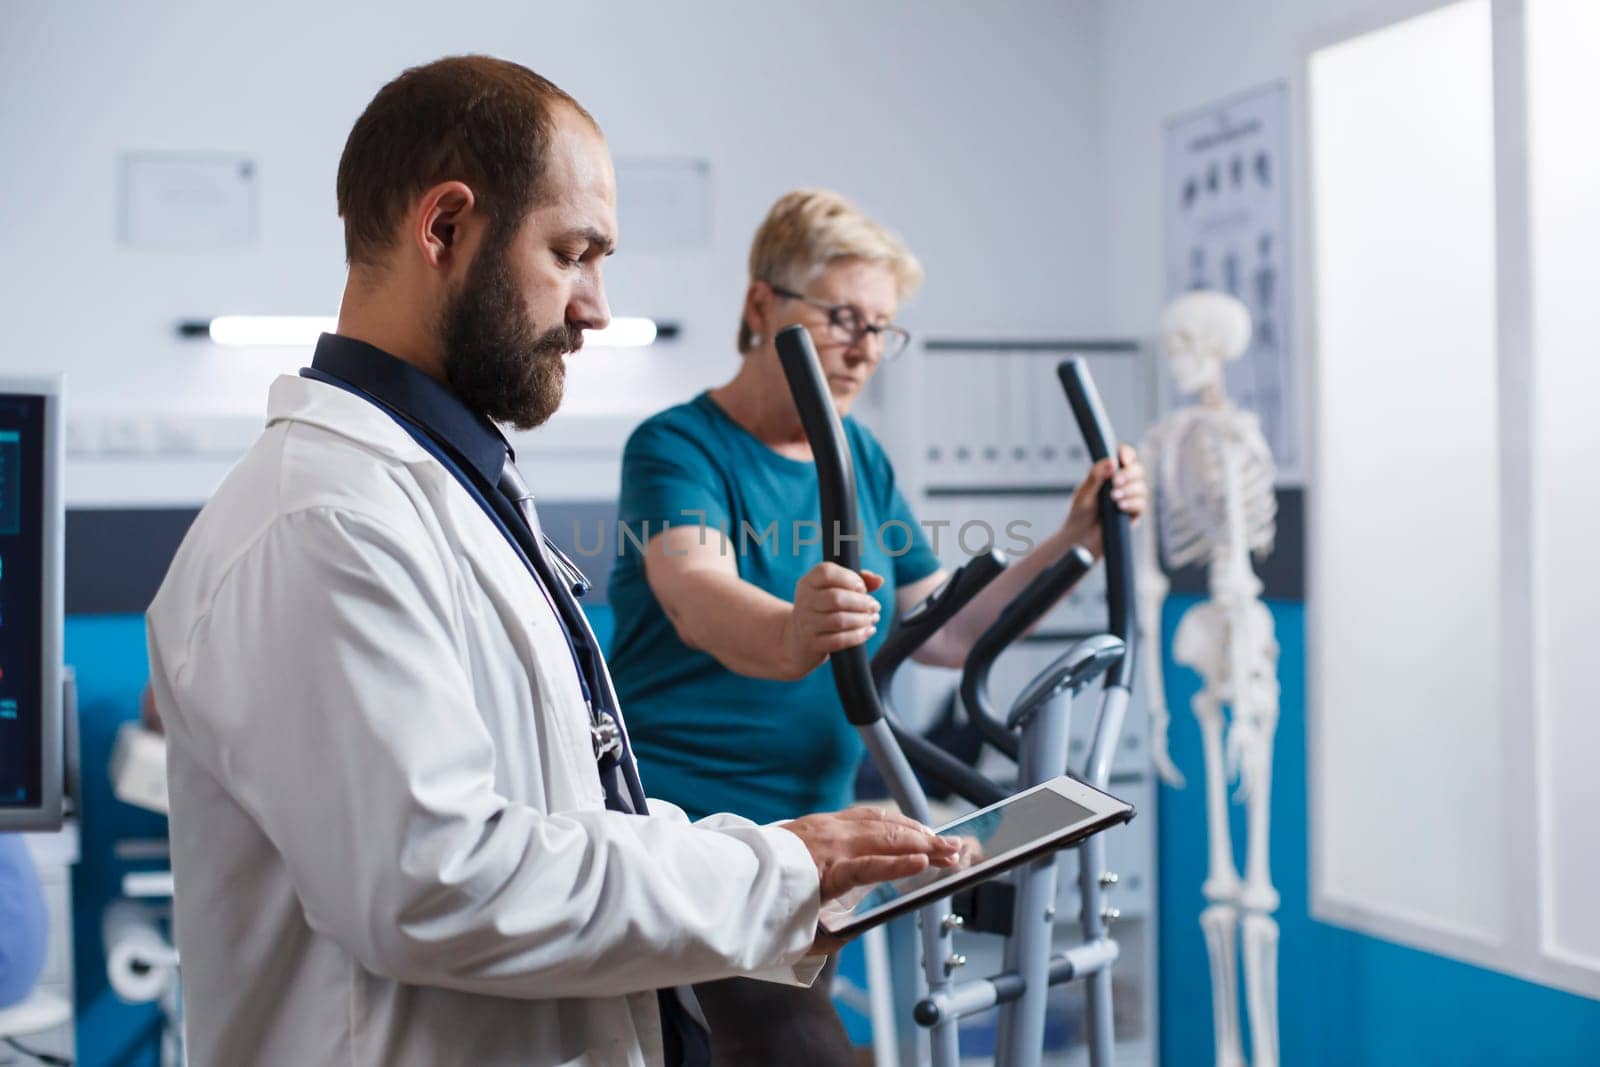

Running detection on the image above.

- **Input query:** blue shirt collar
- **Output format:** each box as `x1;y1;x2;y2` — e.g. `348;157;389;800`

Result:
306;333;511;486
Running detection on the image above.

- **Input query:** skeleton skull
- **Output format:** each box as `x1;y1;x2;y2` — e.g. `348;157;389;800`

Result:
1160;290;1252;397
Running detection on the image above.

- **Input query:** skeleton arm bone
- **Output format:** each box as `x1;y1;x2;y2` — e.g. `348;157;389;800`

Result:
1136;430;1186;787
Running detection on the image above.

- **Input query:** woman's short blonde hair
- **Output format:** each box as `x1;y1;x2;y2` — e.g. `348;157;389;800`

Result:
739;188;924;353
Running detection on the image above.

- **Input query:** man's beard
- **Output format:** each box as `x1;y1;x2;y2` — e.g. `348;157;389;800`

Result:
440;239;584;431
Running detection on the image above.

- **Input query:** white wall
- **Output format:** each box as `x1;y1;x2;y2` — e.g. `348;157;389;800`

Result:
1526;0;1600;979
1305;0;1507;950
0;0;1110;430
1095;0;1404;356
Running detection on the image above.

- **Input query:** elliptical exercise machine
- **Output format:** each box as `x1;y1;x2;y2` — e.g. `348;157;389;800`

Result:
776;324;1139;1067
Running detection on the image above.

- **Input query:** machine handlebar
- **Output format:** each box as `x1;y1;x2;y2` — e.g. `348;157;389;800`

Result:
775;324;885;726
958;546;1095;760
871;550;1008;695
1057;359;1137;688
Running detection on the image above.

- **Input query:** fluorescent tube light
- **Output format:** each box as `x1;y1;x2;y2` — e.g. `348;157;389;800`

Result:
583;317;658;347
207;316;337;346
184;315;673;348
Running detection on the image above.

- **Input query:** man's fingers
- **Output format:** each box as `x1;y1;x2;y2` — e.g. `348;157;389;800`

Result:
805;814;947;860
835;810;959;861
785;808;967;902
853;821;957;859
837;806;936;833
824;854;930;898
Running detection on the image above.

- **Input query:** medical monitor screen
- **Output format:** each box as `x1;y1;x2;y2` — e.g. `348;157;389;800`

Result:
0;393;46;811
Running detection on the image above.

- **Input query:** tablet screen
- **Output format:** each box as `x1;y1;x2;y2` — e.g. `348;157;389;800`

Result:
828;785;1100;929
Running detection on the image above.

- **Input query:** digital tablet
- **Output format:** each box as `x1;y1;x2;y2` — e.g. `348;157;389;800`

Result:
818;776;1135;938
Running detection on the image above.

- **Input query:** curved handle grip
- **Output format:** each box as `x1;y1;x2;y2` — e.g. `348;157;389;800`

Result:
1057;358;1136;688
960;545;1095;759
871;550;1008;695
775;324;885;726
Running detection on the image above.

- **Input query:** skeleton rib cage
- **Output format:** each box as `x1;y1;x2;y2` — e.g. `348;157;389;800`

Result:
1152;408;1278;572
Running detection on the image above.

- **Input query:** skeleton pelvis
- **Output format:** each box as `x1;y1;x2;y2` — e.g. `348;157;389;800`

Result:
1172;599;1279;696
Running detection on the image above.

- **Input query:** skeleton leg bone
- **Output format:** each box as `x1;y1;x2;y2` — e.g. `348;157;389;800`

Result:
1194;687;1246;1067
1239;711;1280;915
1200;903;1247;1067
1194;691;1241;900
1239;705;1279;1067
1242;913;1280;1067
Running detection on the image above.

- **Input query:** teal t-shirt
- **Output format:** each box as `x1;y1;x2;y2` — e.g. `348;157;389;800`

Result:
608;393;941;825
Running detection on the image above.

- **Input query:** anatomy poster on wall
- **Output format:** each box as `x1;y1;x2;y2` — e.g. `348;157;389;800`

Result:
1164;82;1297;480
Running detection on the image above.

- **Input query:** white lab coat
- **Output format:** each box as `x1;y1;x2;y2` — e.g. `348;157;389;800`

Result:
145;375;823;1067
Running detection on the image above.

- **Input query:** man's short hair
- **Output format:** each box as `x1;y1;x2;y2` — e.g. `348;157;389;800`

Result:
336;55;595;267
740;188;924;353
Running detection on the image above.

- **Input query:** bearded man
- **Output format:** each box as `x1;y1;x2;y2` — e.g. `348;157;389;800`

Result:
145;55;954;1067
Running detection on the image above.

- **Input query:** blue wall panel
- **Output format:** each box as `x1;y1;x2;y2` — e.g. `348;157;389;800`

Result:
65;615;164;1067
1156;596;1600;1066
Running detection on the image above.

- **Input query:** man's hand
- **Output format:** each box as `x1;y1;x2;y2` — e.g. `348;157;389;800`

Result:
1062;443;1148;558
778;564;884;679
782;806;959;953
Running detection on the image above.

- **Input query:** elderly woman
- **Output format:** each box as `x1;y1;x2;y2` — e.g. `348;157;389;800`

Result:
607;188;1145;1063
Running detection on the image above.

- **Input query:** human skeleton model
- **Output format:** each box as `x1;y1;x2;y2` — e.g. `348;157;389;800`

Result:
1137;291;1281;1067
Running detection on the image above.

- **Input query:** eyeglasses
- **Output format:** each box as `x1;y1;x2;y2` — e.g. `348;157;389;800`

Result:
768;284;912;361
